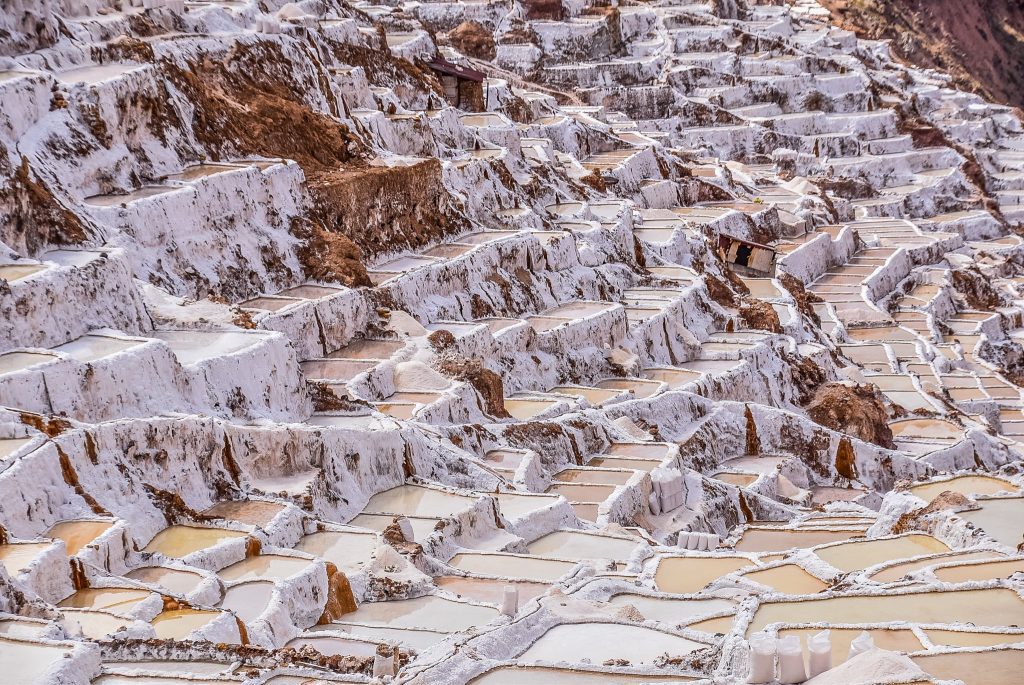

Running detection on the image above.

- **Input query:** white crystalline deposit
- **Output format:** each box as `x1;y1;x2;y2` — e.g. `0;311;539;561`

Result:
2;0;1024;683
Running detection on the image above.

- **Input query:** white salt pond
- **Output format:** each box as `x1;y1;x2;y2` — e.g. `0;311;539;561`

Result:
220;581;274;622
959;496;1024;548
125;566;206;596
293;530;377;573
362;485;475;518
339;594;498;632
0;351;57;375
0;637;75;684
526;531;638;561
470;666;700;683
218;554;312;582
151;330;264;365
449;552;576;581
607;594;735;623
518;623;706;665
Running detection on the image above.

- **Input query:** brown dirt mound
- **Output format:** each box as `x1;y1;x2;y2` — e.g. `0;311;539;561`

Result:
950;265;1005;311
291;217;372;287
448;22;496;61
161;42;365;171
0;154;90;254
739;298;782;333
820;0;1024;107
438;357;511;418
308;159;470;261
778;272;822;326
805;381;895;449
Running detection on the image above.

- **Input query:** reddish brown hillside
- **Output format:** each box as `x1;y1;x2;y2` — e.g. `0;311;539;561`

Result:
820;0;1024;107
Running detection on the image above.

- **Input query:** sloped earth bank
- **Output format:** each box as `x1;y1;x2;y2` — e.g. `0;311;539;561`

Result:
2;0;1024;683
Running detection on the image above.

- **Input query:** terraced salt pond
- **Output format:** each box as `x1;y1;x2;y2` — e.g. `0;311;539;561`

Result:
932;557;1024;582
449;552;576;581
739;564;828;593
44;519;112;555
435;576;549;605
908;474;1018;500
125;566;206;595
525;531;639;561
150;609;221;639
814;534;950;572
606;594;735;622
293;530;377;573
143;525;248;558
958;496;1024;547
518;623;706;665
220;581;274;622
0;637;75;683
655;555;757;593
913;648;1024;684
338;594;498;632
58;588;150;613
472;666;699;683
218;555;313;582
734;527;864;553
747;587;1024;634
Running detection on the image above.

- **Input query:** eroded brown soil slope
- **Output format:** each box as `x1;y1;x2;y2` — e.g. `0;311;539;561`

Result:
821;0;1024;107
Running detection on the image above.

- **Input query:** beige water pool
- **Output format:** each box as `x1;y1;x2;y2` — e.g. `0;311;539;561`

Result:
151;609;221;640
815;534;950;573
53;334;144;363
959;497;1024;548
293;530;377;573
594;378;664;399
0;543;50;576
913;648;1024;685
869;550;1003;583
203;500;284;527
654;556;757;593
218;555;312;582
545;483;617;502
908;475;1018;501
0;351;56;375
526;531;638;561
0;637;74;683
362;485;475;518
923;628;1024;647
58;588;150;613
220;581;274;622
553;469;636;485
47;519;112;555
740;564;828;594
0;437;32;461
933;557;1024;583
125;566;205;596
748;587;1024;634
143;526;247;558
